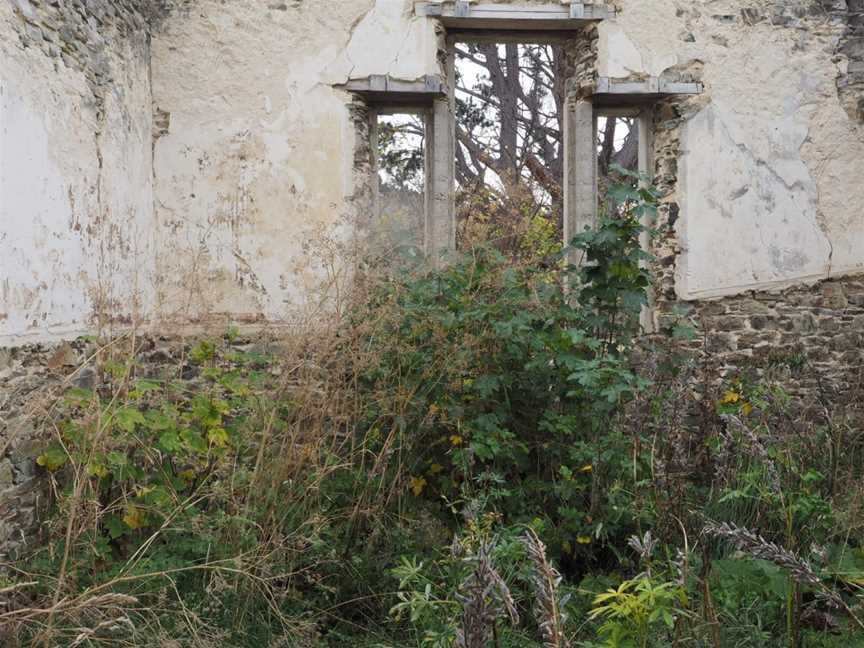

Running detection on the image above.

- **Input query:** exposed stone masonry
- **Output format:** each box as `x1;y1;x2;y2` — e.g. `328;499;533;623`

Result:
645;1;864;391
0;339;92;562
659;277;864;400
650;82;864;400
765;0;864;123
670;0;864;122
565;22;599;97
837;0;864;121
6;0;186;112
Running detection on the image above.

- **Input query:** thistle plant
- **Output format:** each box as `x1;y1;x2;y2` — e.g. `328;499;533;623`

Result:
719;414;781;493
701;519;864;638
628;531;658;571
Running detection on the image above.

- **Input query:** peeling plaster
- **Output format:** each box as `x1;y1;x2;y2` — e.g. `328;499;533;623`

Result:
2;0;864;343
606;0;864;299
0;0;155;346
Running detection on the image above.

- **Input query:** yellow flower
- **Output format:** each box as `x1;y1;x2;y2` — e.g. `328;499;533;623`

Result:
721;390;741;404
579;464;593;473
428;463;444;475
409;476;427;496
449;435;464;447
577;535;592;545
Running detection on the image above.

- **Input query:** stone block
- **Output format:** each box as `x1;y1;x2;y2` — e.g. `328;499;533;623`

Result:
791;313;818;333
819;317;841;332
709;332;738;353
0;461;14;490
823;283;849;309
714;316;748;332
9;431;42;467
831;332;862;351
737;299;774;316
72;366;96;389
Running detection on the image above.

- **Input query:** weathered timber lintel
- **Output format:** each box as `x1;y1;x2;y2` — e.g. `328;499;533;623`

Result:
337;75;446;105
415;2;614;29
594;77;704;106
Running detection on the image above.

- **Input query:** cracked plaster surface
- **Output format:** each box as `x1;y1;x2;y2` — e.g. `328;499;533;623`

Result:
3;0;864;341
603;0;864;299
0;0;155;345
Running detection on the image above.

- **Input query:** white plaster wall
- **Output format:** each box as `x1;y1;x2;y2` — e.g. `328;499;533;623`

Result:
4;0;864;344
601;0;864;299
152;0;864;320
0;3;155;345
150;0;437;326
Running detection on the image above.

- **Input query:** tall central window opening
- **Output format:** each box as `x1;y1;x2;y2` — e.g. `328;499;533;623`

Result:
449;38;639;256
596;112;639;214
454;40;566;256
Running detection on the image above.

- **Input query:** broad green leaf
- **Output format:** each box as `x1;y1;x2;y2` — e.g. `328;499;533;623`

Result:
36;444;68;471
115;407;146;432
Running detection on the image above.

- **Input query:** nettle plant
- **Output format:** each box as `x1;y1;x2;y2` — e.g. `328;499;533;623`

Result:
352;169;660;568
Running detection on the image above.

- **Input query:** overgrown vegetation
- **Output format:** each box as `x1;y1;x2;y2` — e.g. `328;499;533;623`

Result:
3;176;864;647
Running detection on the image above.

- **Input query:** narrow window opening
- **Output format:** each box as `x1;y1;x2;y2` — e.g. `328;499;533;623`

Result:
596;112;640;215
372;110;428;261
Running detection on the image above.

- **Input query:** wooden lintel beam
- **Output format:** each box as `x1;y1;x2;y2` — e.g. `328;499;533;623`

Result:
415;2;614;29
338;75;446;105
595;77;703;96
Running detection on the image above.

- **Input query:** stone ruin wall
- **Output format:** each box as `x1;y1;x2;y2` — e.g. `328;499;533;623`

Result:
645;1;864;401
0;0;184;564
0;0;171;346
2;0;864;558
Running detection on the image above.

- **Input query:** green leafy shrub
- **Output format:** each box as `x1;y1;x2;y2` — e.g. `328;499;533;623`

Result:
9;171;864;648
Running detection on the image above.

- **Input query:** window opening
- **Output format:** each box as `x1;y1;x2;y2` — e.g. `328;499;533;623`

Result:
596;111;640;215
372;110;428;261
453;39;565;258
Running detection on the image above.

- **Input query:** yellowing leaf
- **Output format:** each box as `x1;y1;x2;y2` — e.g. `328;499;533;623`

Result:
37;445;69;471
428;463;444;475
721;391;741;404
87;463;108;478
579;464;593;473
577;535;592;545
742;402;754;416
409;476;427;496
122;505;146;530
208;427;230;448
178;468;196;481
